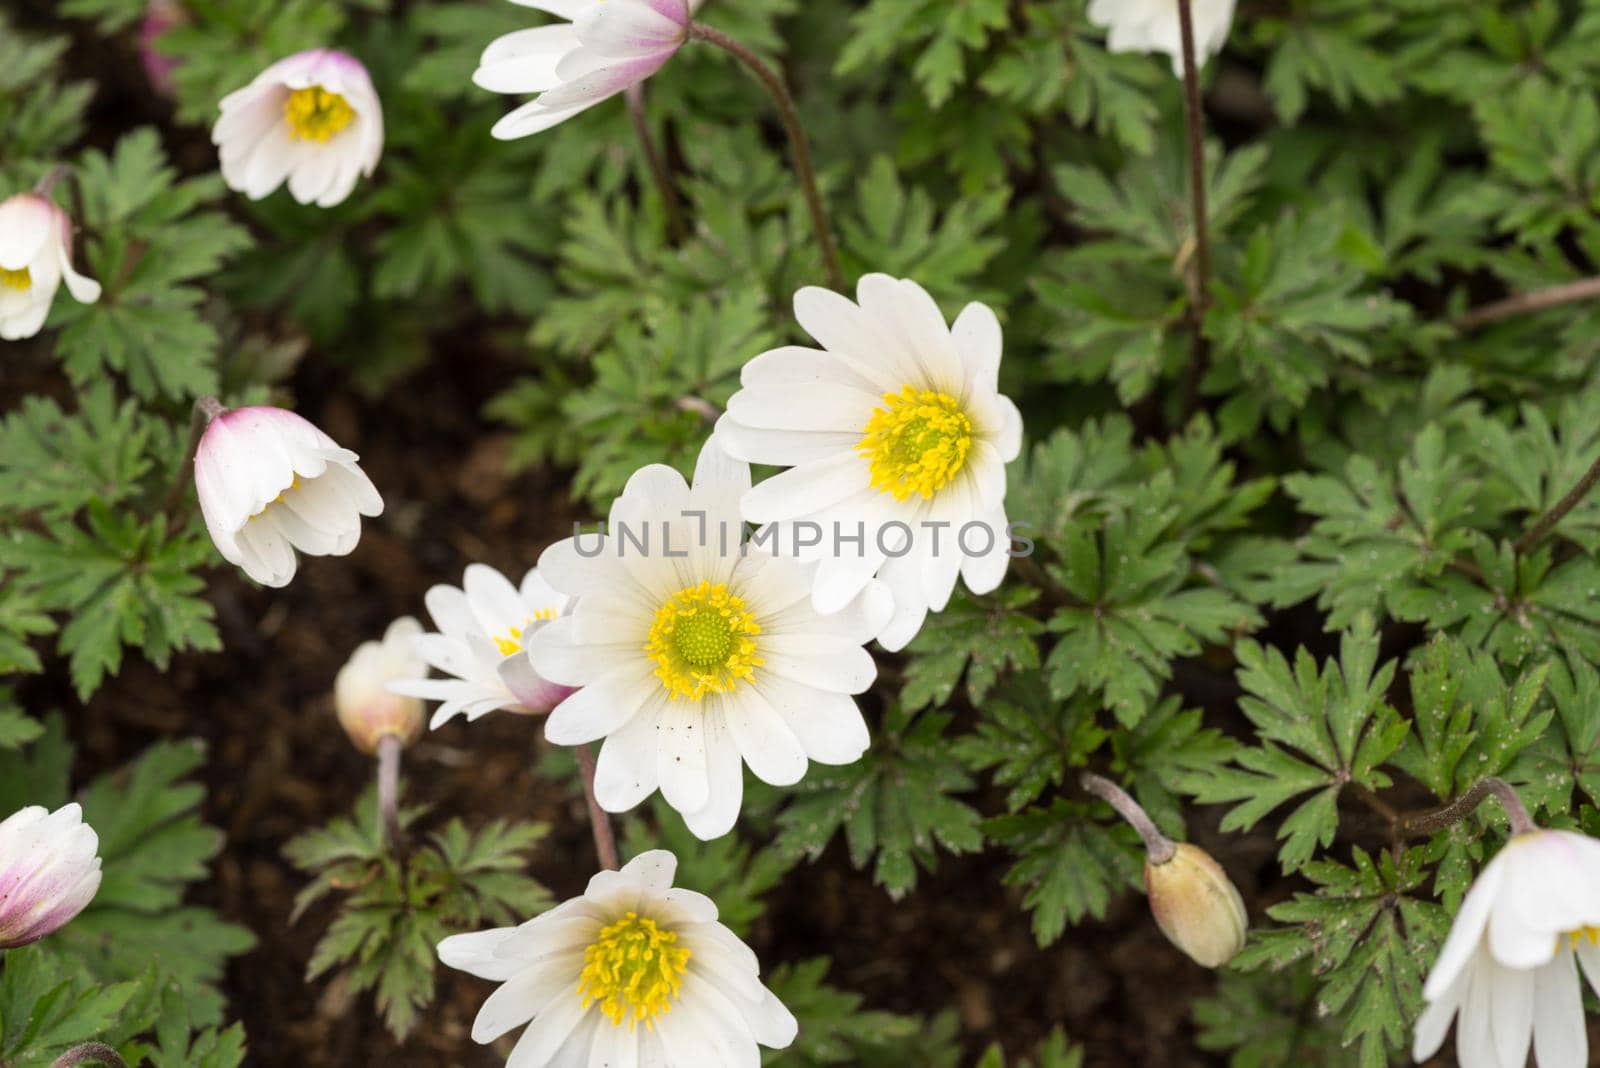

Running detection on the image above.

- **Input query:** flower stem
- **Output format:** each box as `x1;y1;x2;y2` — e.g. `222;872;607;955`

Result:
376;734;405;859
1082;771;1176;864
1176;0;1212;419
196;395;226;422
1513;453;1600;556
1398;777;1537;839
574;744;619;871
1458;276;1600;331
160;400;208;522
624;84;688;243
687;22;845;291
50;1044;126;1068
33;164;69;198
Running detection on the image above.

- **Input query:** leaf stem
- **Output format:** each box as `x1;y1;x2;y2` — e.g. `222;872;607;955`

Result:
1176;0;1212;419
1457;276;1600;331
688;22;845;291
624;84;688;243
1513;453;1600;556
1081;771;1176;864
50;1044;126;1068
1397;776;1537;839
377;734;406;859
574;743;619;871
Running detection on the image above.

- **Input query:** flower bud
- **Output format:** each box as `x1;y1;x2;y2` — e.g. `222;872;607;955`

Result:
0;802;103;948
139;0;186;96
1144;842;1247;967
336;617;427;755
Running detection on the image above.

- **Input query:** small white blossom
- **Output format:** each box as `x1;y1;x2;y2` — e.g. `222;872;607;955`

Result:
0;803;102;948
1086;0;1236;77
0;193;101;342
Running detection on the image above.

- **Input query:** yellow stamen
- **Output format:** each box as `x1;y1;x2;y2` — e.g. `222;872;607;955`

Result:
493;607;559;656
645;581;762;701
857;385;974;501
283;85;355;142
577;911;690;1030
0;266;31;291
1567;926;1600;948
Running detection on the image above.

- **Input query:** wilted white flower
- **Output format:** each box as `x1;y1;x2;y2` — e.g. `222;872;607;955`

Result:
336;616;427;754
714;275;1022;651
529;438;890;840
0;193;101;342
1414;829;1600;1068
213;49;383;207
389;564;574;728
0;803;103;948
1086;0;1236;77
194;404;384;588
474;0;701;140
439;849;796;1067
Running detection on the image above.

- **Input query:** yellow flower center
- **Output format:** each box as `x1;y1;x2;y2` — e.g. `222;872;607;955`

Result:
493;608;558;656
645;581;762;701
1566;926;1600;948
0;266;31;291
284;85;355;142
858;386;974;501
577;912;690;1030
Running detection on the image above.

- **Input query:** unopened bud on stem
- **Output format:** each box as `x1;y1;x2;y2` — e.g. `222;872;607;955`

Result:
335;617;426;755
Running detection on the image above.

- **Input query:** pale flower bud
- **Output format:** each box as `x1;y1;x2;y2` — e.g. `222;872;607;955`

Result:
0;802;103;948
1144;842;1247;968
336;617;427;755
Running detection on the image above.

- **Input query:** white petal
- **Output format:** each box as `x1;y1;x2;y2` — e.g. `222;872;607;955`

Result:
1532;949;1588;1068
543;662;656;745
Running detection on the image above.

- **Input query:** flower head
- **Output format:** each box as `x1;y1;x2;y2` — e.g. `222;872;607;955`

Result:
336;616;428;754
1415;829;1600;1068
714;275;1023;651
439;849;796;1066
213;49;383;207
0;193;101;342
389;563;575;727
474;0;701;140
1144;843;1247;968
0;803;102;948
193;404;384;588
1086;0;1236;78
529;438;891;840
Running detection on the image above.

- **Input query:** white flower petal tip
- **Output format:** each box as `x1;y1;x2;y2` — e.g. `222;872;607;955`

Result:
472;0;693;140
0;802;104;948
193;404;384;588
715;275;1024;651
1085;0;1237;77
213;48;383;207
439;846;796;1066
0;193;100;342
1414;827;1600;1066
336;616;428;754
530;437;883;839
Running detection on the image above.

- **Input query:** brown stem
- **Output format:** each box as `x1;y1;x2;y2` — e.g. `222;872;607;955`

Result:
624;83;688;243
1514;453;1600;555
574;744;619;871
377;734;405;859
50;1044;126;1068
160;400;209;522
1457;276;1600;331
1176;0;1212;419
33;164;69;198
1081;771;1176;864
688;22;845;291
1397;777;1536;839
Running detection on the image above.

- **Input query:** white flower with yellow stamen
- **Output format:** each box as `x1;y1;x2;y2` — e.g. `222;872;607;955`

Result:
1086;0;1236;78
713;275;1022;651
439;849;796;1067
1414;829;1600;1068
213;49;383;207
529;439;891;840
390;564;574;728
0;192;101;342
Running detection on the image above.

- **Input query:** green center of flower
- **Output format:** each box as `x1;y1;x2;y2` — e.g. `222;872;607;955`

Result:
858;385;974;501
284;86;355;142
577;911;691;1030
0;266;31;291
645;581;762;701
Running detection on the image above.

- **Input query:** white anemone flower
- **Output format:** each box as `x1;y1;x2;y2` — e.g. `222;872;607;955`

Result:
439;849;796;1068
474;0;701;141
335;616;427;754
389;564;575;728
213;49;383;207
1086;0;1237;77
713;275;1023;652
0;803;103;949
1414;829;1600;1068
0;193;101;342
194;404;384;588
529;439;891;840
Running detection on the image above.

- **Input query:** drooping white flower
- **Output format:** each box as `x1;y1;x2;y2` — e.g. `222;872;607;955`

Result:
473;0;701;141
0;193;101;342
1086;0;1236;78
0;803;103;948
389;564;575;728
713;275;1023;652
439;849;796;1068
1414;829;1600;1068
336;616;428;754
194;404;384;588
213;49;383;207
529;439;890;840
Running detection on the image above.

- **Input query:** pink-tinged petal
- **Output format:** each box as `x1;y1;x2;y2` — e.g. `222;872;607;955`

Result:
490;95;608;140
573;0;687;58
533;52;668;112
642;0;691;24
0;194;56;271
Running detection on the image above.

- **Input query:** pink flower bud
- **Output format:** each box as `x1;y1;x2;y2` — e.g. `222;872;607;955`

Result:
0;803;103;948
1144;842;1247;968
139;0;187;96
336;617;427;755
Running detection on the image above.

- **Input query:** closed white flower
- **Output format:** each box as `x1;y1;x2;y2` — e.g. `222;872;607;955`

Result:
1414;829;1600;1068
1086;0;1236;77
0;803;103;948
714;275;1023;651
439;849;796;1068
0;193;101;342
474;0;701;140
194;404;383;588
389;564;574;728
529;439;891;840
213;49;383;207
336;616;428;754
